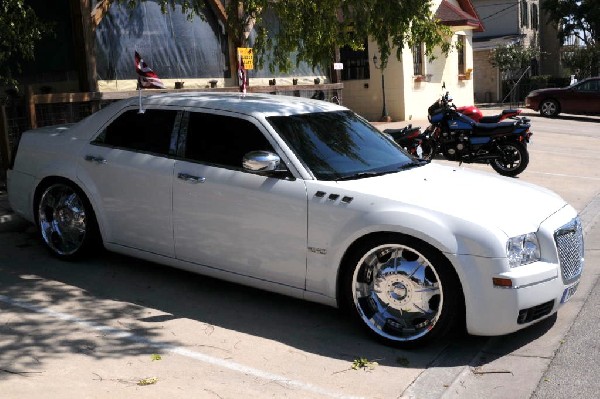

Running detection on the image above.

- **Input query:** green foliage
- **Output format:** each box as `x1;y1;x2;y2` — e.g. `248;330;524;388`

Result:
542;0;598;47
120;0;452;74
0;0;52;85
562;43;600;78
542;0;599;75
490;43;540;80
351;357;378;370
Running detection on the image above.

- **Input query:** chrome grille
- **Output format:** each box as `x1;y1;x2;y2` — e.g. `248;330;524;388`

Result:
554;217;584;284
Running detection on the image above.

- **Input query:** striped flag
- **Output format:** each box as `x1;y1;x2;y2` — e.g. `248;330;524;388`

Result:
135;51;165;89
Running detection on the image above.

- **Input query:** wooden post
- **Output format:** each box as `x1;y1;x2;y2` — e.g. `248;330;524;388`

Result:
0;105;10;176
27;85;37;130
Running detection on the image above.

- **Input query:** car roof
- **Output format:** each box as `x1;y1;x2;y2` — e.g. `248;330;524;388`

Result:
123;91;346;117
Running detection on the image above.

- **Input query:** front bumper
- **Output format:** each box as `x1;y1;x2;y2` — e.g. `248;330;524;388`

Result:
452;206;584;336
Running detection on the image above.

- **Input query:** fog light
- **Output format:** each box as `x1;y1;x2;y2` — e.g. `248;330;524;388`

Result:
493;277;513;288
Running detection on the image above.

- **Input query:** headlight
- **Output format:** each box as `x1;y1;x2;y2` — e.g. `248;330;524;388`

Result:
507;233;540;268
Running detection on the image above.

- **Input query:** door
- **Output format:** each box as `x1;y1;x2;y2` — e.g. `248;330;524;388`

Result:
172;111;308;288
78;108;180;257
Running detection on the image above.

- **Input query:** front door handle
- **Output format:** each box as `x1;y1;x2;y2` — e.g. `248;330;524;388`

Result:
84;155;107;164
177;173;205;184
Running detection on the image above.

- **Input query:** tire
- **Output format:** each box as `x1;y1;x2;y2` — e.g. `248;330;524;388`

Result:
35;181;100;260
490;140;529;177
539;99;559;117
339;234;463;348
419;138;435;160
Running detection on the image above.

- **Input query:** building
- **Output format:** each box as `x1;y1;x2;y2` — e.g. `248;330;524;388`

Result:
12;0;482;123
471;0;541;102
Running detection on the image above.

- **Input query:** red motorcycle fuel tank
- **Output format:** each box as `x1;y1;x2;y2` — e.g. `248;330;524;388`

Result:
456;105;483;122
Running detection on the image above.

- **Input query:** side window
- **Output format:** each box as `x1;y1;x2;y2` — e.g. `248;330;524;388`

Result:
94;109;178;155
184;112;274;168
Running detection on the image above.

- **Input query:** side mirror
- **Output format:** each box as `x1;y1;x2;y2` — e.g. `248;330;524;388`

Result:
242;150;282;173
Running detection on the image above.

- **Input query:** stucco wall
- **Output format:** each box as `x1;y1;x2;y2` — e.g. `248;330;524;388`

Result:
344;28;476;122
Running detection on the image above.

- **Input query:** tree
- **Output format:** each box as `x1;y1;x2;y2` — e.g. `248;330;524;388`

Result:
98;0;451;74
0;0;51;86
542;0;599;76
490;42;540;80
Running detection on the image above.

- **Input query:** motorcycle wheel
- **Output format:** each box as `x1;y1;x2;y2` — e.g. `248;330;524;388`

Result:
419;139;435;160
490;141;529;177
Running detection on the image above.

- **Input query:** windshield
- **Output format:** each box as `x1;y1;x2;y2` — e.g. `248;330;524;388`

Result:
267;111;418;180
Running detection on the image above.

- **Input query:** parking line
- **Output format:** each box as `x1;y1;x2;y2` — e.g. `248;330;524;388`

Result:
0;294;364;399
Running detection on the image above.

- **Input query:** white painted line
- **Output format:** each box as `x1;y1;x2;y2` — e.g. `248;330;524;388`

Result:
0;294;364;399
526;171;600;181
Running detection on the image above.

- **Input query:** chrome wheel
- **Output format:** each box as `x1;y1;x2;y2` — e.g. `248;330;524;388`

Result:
342;236;461;347
540;99;559;117
38;183;89;257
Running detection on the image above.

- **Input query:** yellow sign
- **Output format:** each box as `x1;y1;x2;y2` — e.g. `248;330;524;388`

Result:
238;47;254;70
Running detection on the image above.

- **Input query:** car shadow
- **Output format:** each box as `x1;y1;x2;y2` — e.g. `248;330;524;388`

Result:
0;215;559;372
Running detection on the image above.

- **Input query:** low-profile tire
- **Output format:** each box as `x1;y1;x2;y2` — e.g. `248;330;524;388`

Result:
35;180;100;260
539;99;559;117
490;140;529;177
339;234;463;348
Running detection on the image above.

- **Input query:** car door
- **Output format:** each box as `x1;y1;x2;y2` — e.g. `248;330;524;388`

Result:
576;80;600;114
78;108;180;257
172;111;309;288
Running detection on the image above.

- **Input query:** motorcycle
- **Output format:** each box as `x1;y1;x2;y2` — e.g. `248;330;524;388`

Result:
420;92;533;177
456;104;522;123
383;124;423;157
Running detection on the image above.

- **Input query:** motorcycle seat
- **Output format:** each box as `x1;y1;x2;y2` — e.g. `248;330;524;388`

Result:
471;121;517;136
478;109;520;124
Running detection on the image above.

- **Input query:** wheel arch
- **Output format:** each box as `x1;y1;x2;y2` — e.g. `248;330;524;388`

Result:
33;176;105;244
335;231;465;315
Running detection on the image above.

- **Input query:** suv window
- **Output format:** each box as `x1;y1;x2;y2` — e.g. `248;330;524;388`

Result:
94;109;178;155
184;112;274;168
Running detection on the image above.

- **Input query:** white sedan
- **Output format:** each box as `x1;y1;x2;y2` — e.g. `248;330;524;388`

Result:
7;92;584;348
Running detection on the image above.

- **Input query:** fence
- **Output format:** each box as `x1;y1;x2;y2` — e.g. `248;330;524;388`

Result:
0;83;344;174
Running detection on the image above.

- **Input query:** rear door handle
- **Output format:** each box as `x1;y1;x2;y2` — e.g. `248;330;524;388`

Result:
177;173;205;184
85;155;107;164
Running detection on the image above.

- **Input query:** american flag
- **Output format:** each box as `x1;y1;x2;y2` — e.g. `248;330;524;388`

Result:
135;51;165;89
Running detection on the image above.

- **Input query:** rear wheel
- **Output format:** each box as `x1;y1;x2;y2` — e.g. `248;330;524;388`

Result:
540;99;559;117
340;234;463;348
36;181;100;260
490;140;529;177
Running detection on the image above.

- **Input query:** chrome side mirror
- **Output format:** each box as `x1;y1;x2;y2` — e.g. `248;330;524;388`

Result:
242;150;281;172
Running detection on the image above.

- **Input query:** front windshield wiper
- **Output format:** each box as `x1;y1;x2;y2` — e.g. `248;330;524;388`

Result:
335;161;428;181
335;171;393;181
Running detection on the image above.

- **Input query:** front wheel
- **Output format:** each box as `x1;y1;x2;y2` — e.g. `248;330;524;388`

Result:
339;234;463;348
36;181;100;260
490;140;529;177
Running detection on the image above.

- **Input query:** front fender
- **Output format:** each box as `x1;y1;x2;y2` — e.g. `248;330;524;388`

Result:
305;201;507;300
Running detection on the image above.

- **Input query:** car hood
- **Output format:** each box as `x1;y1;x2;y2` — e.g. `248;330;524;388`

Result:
336;163;566;237
528;87;565;96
